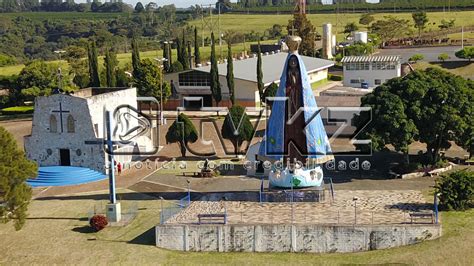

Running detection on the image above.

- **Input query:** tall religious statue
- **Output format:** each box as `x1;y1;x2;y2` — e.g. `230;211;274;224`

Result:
258;34;333;188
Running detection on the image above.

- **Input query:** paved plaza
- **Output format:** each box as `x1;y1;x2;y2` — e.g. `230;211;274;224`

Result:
166;190;430;225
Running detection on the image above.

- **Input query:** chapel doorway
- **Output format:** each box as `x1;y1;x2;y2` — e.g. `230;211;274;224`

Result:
59;149;71;166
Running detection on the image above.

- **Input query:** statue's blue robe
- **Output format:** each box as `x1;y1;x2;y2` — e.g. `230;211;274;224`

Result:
258;53;333;164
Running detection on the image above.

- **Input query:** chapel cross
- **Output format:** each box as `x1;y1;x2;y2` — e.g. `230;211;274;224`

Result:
289;25;298;36
52;102;70;133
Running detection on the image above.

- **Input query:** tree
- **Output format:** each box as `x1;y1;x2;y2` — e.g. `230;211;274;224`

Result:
170;61;184;73
0;126;37;230
176;36;183;69
187;40;192;70
287;13;317;56
435;170;474;211
162;42;170;72
438;53;449;62
181;29;189;70
257;41;264;104
455;47;474;62
344;22;359;36
133;59;171;101
87;41;100;87
359;13;374;27
439;19;455;30
210;32;222;106
455;82;474;158
221;105;254;156
104;48;118;87
194;27;201;66
263;82;278;108
345;42;374;56
131;36;141;77
370;16;411;47
409;54;424;63
359;68;472;165
165;113;198;157
226;42;235;105
134;2;144;13
412;11;428;38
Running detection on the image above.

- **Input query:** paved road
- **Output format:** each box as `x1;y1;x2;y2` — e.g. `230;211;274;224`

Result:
377;46;463;63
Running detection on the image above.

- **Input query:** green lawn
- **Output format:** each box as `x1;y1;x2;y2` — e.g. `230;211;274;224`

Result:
413;61;474;79
1;106;34;112
189;11;474;42
0;186;473;264
0;40;278;76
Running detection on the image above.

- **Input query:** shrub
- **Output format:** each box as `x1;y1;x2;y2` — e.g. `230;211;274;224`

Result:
455;47;474;61
0;53;16;67
329;74;343;81
89;214;108;231
438;53;449;62
170;61;184;73
435;170;474;211
1;106;34;115
409;54;424;62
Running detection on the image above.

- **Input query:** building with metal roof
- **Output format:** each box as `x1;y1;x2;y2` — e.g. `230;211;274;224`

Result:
341;55;401;88
164;52;334;108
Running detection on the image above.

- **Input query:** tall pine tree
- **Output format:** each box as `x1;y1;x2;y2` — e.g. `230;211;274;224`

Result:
257;40;264;103
226;42;235;105
162;42;170;72
104;48;118;87
176;36;183;69
187;40;192;69
131;36;141;77
194;27;201;66
181;29;189;70
210;32;222;107
168;41;173;66
0;126;37;230
87;41;100;87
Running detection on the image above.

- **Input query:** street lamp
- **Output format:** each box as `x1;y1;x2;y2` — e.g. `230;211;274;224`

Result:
159;196;164;224
186;179;191;206
434;192;441;224
353;196;359;224
54;50;66;91
154;57;168;125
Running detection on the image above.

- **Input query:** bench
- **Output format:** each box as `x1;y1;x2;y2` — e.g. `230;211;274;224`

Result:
409;212;434;224
197;213;227;224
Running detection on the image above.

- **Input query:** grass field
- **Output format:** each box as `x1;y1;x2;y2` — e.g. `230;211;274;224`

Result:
0;186;473;264
413;61;474;79
1;12;131;21
189;11;474;41
0;40;278;76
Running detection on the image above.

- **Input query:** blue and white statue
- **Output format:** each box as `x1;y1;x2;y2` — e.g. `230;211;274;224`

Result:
258;35;333;188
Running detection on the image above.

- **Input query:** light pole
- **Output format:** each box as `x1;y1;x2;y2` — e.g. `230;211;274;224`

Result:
186;179;191;206
159;196;164;224
434;193;441;224
353;196;359;224
54;50;66;91
154;57;168;125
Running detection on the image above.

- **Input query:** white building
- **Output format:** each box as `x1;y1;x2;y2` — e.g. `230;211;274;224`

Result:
341;56;401;88
24;87;154;174
164;52;334;108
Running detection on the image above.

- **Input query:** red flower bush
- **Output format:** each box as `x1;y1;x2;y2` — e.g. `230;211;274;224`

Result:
89;215;108;231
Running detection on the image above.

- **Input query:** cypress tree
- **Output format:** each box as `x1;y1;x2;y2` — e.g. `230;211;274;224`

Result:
194;27;201;66
176;37;183;68
87;41;100;87
257;40;264;103
226;42;235;105
162;42;170;72
181;29;189;70
104;48;117;87
168;40;173;66
210;32;222;107
131;36;141;77
187;40;192;69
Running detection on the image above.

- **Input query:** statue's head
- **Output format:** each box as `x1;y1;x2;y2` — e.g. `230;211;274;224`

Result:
288;55;299;70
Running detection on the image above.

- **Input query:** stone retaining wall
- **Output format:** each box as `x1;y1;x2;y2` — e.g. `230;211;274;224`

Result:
156;223;441;253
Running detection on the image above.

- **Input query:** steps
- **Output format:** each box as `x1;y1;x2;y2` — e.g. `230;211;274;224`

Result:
27;166;106;187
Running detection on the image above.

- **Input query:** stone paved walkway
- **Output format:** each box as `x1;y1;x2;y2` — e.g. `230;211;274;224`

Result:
166;190;431;225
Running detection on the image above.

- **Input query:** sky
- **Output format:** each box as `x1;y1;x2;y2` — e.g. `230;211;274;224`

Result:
74;0;380;9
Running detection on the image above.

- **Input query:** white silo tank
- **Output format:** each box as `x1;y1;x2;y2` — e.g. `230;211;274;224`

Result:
354;31;368;44
322;23;333;59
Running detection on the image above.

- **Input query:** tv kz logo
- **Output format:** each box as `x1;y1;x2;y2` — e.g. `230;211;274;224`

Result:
106;97;160;155
325;158;371;171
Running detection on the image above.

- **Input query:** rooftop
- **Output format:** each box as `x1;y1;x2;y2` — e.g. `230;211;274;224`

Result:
71;87;132;98
196;52;334;85
341;55;401;63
